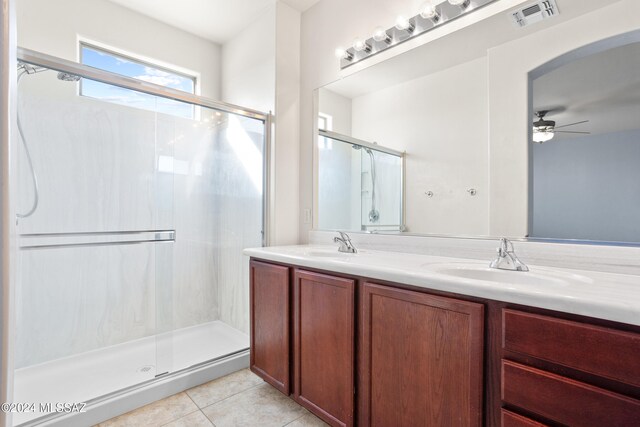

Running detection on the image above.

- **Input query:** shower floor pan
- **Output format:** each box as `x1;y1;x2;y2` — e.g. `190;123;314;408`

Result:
13;320;248;425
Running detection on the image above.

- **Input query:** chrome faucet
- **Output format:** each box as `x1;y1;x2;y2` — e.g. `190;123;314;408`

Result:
489;238;529;272
334;231;357;253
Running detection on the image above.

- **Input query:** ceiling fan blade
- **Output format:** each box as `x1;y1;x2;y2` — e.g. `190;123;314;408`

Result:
554;120;589;129
555;131;591;134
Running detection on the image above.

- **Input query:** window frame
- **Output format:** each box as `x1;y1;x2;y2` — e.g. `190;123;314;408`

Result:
78;41;199;96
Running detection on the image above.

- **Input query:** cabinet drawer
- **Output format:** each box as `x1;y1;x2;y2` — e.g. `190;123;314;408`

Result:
501;410;547;427
503;309;640;386
502;360;640;427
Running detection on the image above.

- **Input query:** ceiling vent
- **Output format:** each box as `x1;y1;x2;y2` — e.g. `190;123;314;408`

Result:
511;0;559;27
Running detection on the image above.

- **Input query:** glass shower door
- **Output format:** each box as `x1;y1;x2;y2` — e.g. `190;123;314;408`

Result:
14;68;175;424
156;103;265;373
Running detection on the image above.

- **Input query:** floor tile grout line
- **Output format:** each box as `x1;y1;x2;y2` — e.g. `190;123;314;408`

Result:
184;391;200;410
282;411;308;426
158;408;201;427
199;381;265;412
201;408;218;427
186;371;265;409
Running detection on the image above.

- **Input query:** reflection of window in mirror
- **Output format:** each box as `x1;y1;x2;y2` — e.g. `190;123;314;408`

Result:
318;112;333;131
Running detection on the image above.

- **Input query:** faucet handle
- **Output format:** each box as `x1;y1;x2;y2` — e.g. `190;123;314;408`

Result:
335;231;357;253
498;237;514;254
338;231;351;242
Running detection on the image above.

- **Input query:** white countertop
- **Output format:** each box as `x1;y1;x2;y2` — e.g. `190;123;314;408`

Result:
244;245;640;326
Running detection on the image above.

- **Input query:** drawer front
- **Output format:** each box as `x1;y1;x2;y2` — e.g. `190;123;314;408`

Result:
502;360;640;427
503;309;640;386
501;410;547;427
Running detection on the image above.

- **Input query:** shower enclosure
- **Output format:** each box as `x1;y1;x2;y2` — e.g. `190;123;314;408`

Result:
316;130;404;232
12;49;268;426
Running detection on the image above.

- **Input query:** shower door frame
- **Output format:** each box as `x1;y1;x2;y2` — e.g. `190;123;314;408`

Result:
9;47;272;426
17;46;273;246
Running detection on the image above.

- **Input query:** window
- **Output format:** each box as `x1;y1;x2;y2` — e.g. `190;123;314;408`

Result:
80;43;197;118
318;113;333;131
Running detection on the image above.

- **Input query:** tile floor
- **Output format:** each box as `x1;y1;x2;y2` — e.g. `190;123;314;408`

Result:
96;369;328;427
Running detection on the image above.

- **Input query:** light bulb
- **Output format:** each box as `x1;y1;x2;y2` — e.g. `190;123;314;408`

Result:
533;130;554;143
353;37;371;52
395;15;414;32
334;47;353;61
448;0;471;9
373;26;392;44
420;2;441;22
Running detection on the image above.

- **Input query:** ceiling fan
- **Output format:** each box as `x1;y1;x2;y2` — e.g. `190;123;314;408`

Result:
532;110;590;143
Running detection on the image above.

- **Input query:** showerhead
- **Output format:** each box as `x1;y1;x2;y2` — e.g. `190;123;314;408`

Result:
57;72;81;82
352;144;372;154
17;62;47;76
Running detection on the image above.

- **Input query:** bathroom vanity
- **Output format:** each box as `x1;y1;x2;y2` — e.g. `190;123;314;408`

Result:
245;246;640;427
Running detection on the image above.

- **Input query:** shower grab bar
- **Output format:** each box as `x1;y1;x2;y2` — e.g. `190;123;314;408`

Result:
19;229;175;250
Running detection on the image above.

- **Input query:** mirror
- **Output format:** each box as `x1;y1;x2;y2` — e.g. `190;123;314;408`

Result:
314;3;640;245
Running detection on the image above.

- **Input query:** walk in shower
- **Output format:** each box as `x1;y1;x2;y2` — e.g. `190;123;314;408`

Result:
12;49;268;426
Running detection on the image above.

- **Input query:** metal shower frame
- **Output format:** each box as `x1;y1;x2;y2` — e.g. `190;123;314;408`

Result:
17;47;273;247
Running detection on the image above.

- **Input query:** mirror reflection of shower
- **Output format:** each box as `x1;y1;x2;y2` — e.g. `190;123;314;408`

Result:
352;144;379;223
16;62;81;219
316;129;404;232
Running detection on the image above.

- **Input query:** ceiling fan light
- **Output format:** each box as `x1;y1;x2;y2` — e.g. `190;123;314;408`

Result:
533;130;554;143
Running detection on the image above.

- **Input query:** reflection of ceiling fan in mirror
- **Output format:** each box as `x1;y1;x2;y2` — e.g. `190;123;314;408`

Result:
532;110;591;143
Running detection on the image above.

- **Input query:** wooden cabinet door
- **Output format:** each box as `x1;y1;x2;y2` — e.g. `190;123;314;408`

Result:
359;282;484;427
293;269;355;427
250;260;291;394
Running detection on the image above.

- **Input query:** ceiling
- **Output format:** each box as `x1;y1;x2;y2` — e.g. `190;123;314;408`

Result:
107;0;321;44
533;41;640;140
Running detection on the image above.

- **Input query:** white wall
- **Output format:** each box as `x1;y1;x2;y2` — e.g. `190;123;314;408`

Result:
17;0;222;99
271;2;301;245
351;57;489;235
221;6;276;112
318;87;351;135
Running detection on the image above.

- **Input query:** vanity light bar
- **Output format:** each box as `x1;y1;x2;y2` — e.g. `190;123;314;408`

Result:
335;0;500;69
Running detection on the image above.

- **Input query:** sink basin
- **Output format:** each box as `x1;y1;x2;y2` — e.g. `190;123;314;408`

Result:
425;263;592;287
